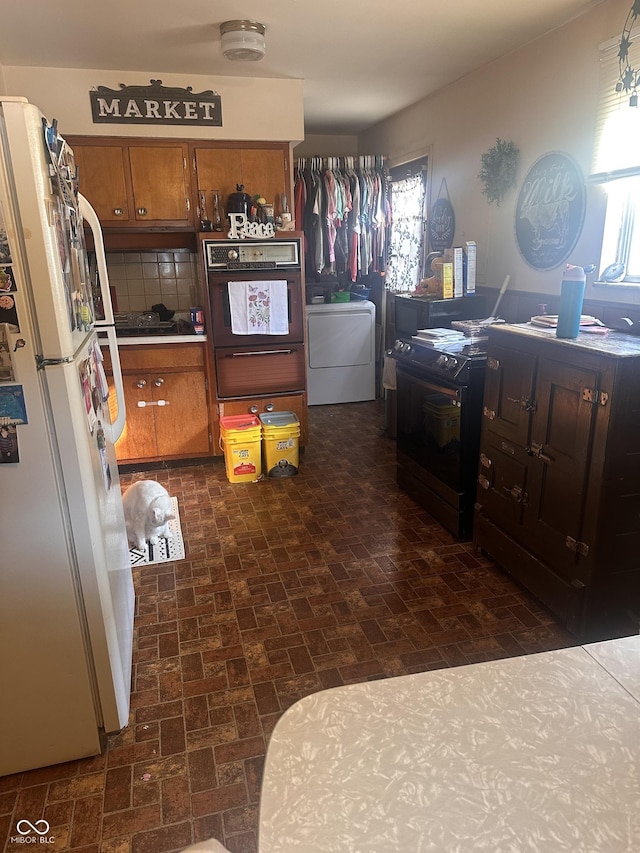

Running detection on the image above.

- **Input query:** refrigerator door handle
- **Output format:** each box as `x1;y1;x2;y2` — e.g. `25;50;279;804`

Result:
79;194;127;441
102;325;127;442
78;193;114;326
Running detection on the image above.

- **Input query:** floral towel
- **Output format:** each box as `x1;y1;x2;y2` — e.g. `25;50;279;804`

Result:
228;280;289;335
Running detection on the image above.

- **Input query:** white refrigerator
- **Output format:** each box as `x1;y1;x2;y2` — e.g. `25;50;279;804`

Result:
0;97;132;775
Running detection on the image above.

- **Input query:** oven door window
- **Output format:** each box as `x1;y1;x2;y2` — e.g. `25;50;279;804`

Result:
208;272;304;347
396;368;464;491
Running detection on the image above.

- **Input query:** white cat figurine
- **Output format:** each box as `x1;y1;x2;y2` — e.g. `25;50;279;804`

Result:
122;480;175;550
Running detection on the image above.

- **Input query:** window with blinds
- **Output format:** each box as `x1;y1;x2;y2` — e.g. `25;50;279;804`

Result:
591;27;640;182
593;28;640;283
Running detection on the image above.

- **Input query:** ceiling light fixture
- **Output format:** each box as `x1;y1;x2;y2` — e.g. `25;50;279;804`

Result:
220;20;266;62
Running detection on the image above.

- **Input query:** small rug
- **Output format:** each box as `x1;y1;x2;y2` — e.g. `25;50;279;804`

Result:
128;496;185;567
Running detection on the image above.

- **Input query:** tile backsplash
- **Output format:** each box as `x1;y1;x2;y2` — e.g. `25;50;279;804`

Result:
106;250;200;314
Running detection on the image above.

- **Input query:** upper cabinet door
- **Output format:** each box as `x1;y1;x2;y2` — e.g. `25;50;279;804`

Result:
74;145;129;223
240;149;288;212
194;148;243;206
193;146;288;219
128;145;191;224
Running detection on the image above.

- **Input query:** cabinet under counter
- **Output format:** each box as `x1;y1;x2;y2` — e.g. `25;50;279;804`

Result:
475;323;640;640
102;341;212;465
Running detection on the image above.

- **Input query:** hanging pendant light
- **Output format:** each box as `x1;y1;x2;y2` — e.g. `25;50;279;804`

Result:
220;20;266;62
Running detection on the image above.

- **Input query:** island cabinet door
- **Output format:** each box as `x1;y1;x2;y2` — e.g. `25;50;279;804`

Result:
523;356;600;584
482;345;537;447
477;433;531;531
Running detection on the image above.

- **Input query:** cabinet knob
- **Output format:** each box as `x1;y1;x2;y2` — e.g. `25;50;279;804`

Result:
265;403;274;412
137;207;148;216
154;377;164;387
249;405;259;414
114;208;124;216
136;379;147;388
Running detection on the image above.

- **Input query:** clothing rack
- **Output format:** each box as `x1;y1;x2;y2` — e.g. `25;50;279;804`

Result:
294;155;390;283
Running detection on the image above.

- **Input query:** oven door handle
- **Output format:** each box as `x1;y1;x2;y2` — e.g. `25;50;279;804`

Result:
420;382;461;404
226;349;295;357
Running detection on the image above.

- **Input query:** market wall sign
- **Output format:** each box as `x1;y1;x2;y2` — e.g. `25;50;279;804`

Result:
90;80;222;126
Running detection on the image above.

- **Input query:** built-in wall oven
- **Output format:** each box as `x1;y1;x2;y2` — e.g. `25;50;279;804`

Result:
202;238;305;399
391;337;487;539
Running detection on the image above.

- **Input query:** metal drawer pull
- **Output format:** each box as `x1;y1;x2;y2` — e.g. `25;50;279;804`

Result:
228;349;294;357
136;379;147;388
478;475;490;490
483;406;496;420
114;208;124;216
154;377;164;386
529;441;554;463
503;484;528;503
487;357;500;370
507;396;537;412
137;400;169;408
137;207;148;216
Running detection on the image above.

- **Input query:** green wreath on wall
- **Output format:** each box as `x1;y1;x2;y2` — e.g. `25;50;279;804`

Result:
478;138;519;206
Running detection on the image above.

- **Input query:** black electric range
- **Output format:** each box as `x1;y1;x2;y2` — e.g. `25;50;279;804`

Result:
390;334;488;540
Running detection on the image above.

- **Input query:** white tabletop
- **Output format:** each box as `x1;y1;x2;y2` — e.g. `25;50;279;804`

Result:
260;637;640;852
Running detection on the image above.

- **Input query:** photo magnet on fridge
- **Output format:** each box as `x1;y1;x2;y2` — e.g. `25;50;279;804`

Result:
0;423;18;463
0;266;16;292
0;202;13;264
0;323;15;382
0;384;27;425
0;292;18;331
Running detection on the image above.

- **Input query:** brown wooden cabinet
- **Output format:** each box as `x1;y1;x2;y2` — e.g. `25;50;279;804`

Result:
69;136;294;235
71;138;193;228
216;393;308;454
475;324;640;640
193;144;290;222
105;343;211;464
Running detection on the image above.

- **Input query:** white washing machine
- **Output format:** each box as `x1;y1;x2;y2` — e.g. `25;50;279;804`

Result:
306;300;376;405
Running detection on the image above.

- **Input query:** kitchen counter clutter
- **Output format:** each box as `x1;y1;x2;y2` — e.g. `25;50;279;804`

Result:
475;323;640;640
260;635;640;852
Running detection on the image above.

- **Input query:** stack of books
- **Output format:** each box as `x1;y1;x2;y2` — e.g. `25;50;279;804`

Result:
412;328;466;347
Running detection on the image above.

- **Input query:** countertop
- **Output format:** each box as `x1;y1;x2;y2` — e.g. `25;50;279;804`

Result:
491;322;640;357
114;334;207;345
260;635;640;852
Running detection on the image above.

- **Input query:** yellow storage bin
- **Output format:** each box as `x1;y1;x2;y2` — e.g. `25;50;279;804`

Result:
423;398;460;448
219;415;262;483
259;411;300;477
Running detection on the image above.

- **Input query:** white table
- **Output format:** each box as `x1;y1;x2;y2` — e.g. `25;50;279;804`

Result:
260;636;640;852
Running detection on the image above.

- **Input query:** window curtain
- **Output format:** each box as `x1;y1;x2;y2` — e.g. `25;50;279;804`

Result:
591;26;640;182
386;169;427;292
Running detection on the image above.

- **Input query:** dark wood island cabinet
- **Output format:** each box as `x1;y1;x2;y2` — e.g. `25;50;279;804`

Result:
475;323;640;640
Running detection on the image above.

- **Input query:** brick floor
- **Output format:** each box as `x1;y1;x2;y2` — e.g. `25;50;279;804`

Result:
1;400;576;853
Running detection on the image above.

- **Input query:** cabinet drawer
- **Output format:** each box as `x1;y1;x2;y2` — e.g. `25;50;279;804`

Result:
118;344;205;371
215;344;305;398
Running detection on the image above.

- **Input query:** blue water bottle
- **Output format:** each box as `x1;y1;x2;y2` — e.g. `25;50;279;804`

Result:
556;264;586;339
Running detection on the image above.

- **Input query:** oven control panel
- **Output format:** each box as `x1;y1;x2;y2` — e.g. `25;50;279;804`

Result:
391;338;485;382
204;239;301;271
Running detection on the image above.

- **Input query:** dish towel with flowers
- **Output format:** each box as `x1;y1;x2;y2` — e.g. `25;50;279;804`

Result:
228;280;289;335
